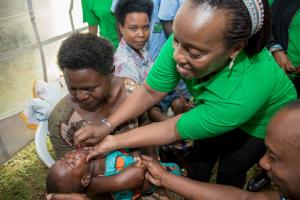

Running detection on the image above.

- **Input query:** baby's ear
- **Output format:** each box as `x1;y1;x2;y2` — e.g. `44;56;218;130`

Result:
81;173;92;187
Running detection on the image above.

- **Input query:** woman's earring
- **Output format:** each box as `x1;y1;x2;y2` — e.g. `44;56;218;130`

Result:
229;57;236;70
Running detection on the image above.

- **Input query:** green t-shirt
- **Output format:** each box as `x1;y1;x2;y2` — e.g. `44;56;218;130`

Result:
82;0;119;49
146;35;297;139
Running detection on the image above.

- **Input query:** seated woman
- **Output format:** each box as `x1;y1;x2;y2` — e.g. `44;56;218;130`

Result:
48;33;150;159
46;149;181;200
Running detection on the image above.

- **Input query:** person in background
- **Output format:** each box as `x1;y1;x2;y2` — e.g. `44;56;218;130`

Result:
81;0;119;49
246;0;300;192
74;0;297;189
111;0;167;61
146;0;167;60
158;0;185;37
113;0;154;85
266;0;300;96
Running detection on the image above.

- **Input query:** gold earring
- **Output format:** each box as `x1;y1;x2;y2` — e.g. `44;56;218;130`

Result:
229;57;236;70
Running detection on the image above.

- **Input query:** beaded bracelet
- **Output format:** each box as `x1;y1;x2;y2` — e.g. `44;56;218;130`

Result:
101;118;114;133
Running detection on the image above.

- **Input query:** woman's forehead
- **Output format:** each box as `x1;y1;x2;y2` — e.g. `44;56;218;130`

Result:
175;1;216;30
174;4;228;49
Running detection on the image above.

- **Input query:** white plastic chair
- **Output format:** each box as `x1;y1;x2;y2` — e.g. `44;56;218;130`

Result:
35;121;55;168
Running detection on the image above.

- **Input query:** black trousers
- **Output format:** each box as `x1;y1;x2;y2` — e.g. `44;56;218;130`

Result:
187;128;266;188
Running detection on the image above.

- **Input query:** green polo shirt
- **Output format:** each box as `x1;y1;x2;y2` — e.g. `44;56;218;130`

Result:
82;0;119;49
146;35;297;139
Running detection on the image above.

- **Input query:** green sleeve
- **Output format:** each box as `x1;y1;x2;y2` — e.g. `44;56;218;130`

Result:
81;0;98;26
146;34;181;93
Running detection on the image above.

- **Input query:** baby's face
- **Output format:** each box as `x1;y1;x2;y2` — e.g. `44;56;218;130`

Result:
56;150;90;181
54;150;90;188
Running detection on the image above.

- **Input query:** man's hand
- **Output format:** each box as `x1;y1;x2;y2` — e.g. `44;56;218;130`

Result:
272;51;294;73
46;193;89;200
142;155;168;187
74;123;111;147
86;135;116;161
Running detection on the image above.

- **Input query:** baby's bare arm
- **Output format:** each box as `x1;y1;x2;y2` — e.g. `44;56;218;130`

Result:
87;165;146;195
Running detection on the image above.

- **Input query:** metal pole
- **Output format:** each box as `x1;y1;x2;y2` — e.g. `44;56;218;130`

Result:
27;0;48;82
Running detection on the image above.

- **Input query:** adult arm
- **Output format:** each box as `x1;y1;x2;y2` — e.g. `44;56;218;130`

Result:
111;0;122;39
87;115;182;160
88;25;98;35
81;0;99;35
271;50;294;73
266;30;294;73
144;158;279;200
161;20;173;38
158;0;180;37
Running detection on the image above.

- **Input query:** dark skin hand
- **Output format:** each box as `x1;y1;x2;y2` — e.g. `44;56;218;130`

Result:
272;50;294;73
74;123;111;147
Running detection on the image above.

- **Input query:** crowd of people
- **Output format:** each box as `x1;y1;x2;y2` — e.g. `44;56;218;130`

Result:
45;0;300;199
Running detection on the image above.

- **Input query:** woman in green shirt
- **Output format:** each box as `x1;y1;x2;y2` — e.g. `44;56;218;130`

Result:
75;0;297;188
81;0;119;49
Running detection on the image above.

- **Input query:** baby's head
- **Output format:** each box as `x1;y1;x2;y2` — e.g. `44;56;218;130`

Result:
46;150;92;193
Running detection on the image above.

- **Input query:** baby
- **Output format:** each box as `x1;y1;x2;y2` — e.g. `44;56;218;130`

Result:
46;149;181;200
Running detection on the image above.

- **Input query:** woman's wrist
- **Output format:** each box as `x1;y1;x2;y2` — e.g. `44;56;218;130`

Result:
100;118;114;133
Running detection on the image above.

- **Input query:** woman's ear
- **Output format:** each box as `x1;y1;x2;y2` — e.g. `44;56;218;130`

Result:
81;174;92;187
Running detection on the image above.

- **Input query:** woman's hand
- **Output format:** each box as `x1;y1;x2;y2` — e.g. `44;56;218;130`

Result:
272;50;294;73
86;135;116;161
46;193;89;200
74;123;111;147
142;155;168;187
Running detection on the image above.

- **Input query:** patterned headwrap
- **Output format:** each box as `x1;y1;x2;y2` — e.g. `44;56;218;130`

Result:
242;0;264;35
